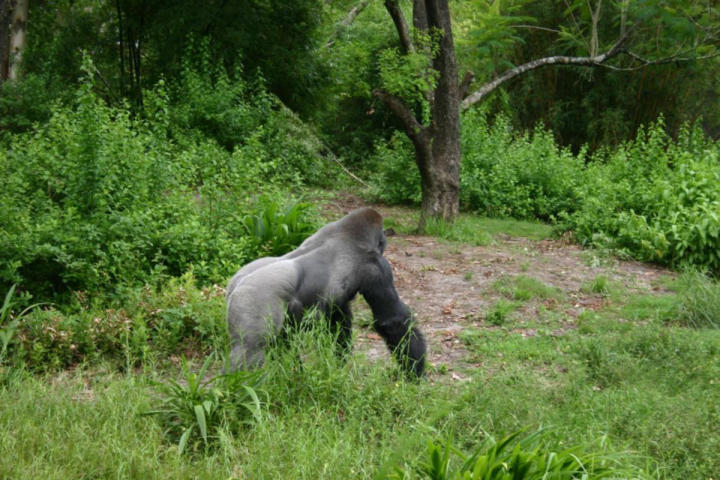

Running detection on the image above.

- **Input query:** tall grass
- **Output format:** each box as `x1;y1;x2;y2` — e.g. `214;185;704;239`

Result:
673;271;720;328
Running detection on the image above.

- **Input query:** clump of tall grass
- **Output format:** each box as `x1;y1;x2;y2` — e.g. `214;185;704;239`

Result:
145;353;265;455
673;271;720;329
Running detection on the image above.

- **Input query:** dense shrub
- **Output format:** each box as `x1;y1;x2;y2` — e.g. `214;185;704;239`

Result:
370;112;585;221
169;41;333;187
564;119;720;274
369;132;422;205
0;59;322;303
460;112;586;220
6;273;227;371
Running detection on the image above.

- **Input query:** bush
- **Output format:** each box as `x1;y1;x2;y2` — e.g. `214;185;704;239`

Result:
169;39;333;187
369;131;422;205
371;112;586;221
564;119;720;274
0;56;323;303
0;77;249;300
461;112;585;220
6;273;228;370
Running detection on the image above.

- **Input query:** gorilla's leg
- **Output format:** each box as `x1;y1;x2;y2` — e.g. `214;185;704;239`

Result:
329;302;353;358
226;287;285;371
362;258;426;377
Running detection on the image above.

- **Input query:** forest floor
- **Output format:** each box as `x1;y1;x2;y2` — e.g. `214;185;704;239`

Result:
320;195;674;379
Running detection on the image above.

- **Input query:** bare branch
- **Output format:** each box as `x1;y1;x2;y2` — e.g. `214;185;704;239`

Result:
462;25;635;110
461;56;603;110
384;0;415;54
326;151;371;188
460;20;720;111
622;49;720;69
323;0;371;48
508;24;564;35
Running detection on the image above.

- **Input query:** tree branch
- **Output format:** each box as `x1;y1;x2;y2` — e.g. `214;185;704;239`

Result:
384;0;414;54
323;0;371;49
462;27;631;110
508;24;563;35
372;89;427;143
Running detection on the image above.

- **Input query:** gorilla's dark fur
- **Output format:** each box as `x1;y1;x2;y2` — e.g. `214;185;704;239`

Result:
226;207;426;377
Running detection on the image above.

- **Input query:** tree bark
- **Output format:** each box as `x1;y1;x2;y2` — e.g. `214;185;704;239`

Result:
422;0;460;227
8;0;27;81
384;0;414;54
0;0;11;81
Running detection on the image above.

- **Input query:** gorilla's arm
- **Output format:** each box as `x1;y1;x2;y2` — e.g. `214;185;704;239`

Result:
361;257;426;377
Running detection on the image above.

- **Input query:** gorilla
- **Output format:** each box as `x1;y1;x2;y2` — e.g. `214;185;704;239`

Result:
226;207;426;377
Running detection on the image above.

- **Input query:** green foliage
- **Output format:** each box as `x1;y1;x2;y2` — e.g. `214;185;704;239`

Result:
461;112;585;220
0;56;324;302
395;430;650;480
485;300;518;326
374;111;720;274
0;73;61;137
370;132;422;205
241;196;318;257
168;40;334;187
378;34;439;124
564;119;720;274
6;273;227;371
146;353;264;455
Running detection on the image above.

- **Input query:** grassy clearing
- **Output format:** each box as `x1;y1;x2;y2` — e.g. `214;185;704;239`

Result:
3;292;717;479
492;274;564;301
459;271;720;479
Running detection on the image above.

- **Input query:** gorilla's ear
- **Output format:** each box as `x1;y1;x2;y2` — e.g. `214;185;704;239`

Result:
384;228;396;237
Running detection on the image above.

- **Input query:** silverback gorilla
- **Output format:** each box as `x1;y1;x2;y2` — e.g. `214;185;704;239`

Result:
226;207;426;377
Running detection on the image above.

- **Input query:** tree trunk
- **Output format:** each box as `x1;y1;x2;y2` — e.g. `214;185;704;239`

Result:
0;0;11;81
378;0;462;230
8;0;27;81
419;0;461;227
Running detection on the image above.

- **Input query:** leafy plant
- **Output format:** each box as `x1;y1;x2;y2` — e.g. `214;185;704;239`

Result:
0;285;43;367
396;430;651;479
146;353;264;454
485;300;517;326
241;196;317;257
581;275;611;295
